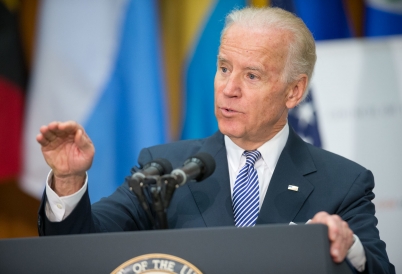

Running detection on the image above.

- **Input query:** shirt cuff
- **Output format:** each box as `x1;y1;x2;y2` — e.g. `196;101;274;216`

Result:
45;170;88;222
346;234;366;272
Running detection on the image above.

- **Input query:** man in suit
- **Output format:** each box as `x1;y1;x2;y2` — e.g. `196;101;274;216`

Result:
36;7;394;273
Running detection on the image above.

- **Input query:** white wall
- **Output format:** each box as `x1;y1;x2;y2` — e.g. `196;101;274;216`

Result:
312;36;402;272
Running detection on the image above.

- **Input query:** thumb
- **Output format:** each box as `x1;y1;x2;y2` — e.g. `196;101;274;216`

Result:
75;129;93;151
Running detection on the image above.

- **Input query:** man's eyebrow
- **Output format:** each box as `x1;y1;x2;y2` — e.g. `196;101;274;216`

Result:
217;56;228;63
245;66;264;73
217;56;264;73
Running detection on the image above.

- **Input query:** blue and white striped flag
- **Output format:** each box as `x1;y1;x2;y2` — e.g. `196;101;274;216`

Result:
22;0;168;202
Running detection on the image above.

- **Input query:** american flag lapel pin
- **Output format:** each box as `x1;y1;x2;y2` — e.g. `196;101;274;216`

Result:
288;185;299;192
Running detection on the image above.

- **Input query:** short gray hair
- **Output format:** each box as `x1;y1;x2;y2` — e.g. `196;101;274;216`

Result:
221;7;316;98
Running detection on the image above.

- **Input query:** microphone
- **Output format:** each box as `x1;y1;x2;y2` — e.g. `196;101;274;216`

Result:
171;152;216;186
128;158;172;229
131;158;173;184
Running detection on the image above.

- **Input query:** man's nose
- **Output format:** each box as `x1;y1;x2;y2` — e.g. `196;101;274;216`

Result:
222;74;241;97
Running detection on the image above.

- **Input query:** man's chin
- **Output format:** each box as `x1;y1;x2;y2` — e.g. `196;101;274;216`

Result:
217;124;242;139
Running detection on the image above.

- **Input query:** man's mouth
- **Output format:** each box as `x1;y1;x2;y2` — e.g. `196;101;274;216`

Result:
219;107;240;115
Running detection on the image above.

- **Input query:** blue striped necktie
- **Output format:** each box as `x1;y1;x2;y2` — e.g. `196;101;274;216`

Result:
233;150;261;227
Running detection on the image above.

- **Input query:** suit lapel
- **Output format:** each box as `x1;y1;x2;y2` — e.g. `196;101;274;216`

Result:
187;128;317;226
257;127;316;225
187;132;235;227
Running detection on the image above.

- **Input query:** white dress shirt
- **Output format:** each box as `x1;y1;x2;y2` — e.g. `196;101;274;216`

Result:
45;123;366;271
225;122;289;208
45;171;88;222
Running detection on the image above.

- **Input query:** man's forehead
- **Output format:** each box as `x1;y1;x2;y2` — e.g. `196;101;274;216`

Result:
218;29;289;62
221;24;291;48
217;26;289;75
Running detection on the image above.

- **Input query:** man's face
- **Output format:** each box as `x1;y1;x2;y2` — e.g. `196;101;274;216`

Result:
214;24;294;149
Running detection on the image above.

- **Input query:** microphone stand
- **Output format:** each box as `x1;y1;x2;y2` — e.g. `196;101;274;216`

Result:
161;174;180;209
129;175;177;229
128;177;156;229
145;176;168;229
129;152;215;229
129;174;183;230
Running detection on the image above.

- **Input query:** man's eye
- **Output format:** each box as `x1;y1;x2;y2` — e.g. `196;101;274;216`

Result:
248;73;256;79
221;67;228;73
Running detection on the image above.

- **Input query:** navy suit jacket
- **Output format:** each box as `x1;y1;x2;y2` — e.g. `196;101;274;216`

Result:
38;128;394;274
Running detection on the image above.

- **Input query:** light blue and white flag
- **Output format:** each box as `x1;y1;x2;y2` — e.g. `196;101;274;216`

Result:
181;0;247;140
22;0;168;203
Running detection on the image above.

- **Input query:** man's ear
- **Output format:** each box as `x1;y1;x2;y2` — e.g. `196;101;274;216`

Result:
286;74;308;109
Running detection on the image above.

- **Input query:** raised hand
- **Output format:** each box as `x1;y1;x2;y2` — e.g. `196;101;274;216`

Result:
36;121;95;196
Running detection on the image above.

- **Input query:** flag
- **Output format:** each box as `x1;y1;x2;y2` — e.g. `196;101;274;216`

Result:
21;0;168;203
180;0;247;140
272;0;355;41
288;91;322;147
0;2;26;181
365;0;402;36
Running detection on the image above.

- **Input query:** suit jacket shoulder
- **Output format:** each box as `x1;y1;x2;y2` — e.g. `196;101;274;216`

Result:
135;131;225;172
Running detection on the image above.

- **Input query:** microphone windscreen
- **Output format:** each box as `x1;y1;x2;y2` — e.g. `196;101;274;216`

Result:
145;158;173;175
193;152;216;181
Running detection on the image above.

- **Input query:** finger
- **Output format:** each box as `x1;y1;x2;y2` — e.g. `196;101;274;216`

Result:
46;121;60;129
40;126;60;143
310;211;329;224
311;212;354;263
326;215;342;242
311;213;343;261
338;221;354;253
326;216;343;261
75;128;83;147
58;120;80;133
46;121;61;133
328;217;352;262
36;133;49;146
38;123;62;143
330;233;342;262
331;249;342;263
331;236;347;263
46;121;71;137
45;121;80;141
312;212;341;241
40;121;62;133
75;128;94;152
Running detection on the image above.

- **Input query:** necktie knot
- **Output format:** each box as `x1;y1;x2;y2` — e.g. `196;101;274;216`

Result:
243;150;261;167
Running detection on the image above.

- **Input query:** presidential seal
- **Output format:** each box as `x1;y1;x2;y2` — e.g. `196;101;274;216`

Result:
111;253;202;274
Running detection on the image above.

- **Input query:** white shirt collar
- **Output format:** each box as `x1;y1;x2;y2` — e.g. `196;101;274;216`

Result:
225;123;289;172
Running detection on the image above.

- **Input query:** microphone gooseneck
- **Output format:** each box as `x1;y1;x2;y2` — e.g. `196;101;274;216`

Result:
131;158;173;184
171;152;216;185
